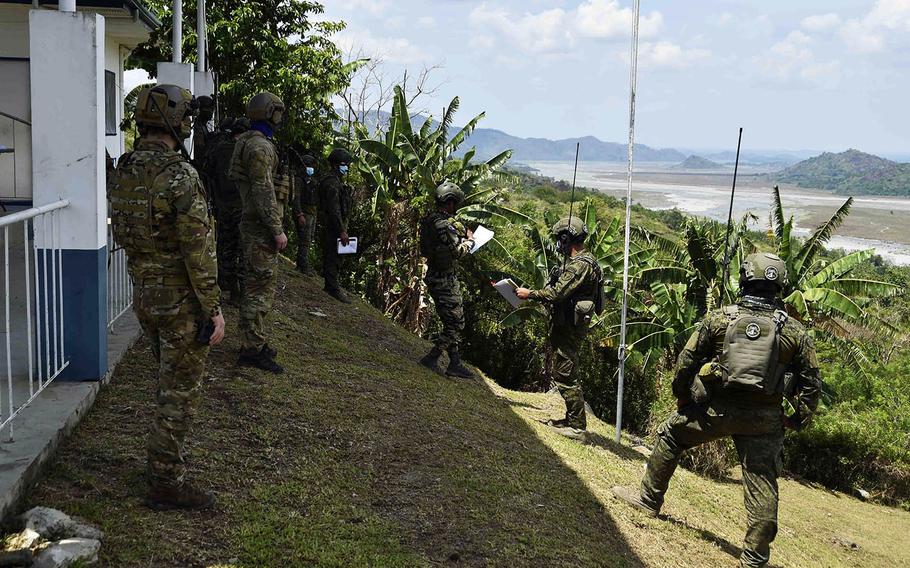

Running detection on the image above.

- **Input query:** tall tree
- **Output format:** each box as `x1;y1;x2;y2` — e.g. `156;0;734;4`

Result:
130;0;353;149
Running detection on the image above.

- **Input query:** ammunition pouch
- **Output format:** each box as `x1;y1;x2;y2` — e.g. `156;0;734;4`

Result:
573;300;595;327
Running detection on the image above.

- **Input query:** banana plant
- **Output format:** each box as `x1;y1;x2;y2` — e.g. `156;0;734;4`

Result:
769;185;900;328
352;85;515;330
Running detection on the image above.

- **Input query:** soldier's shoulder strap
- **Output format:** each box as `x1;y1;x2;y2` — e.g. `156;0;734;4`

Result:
574;254;602;277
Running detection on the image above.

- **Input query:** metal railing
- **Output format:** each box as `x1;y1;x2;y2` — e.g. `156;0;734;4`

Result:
0;200;70;440
107;224;133;327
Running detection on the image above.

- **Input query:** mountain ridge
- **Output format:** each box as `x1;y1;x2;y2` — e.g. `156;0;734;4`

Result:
774;149;910;196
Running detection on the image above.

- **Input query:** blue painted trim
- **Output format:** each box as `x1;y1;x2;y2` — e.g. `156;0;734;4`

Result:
58;247;109;381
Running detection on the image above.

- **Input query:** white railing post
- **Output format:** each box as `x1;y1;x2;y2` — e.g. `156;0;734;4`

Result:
0;200;71;438
4;226;13;441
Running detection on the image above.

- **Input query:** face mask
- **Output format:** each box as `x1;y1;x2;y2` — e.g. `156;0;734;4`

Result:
339;165;349;175
305;167;315;177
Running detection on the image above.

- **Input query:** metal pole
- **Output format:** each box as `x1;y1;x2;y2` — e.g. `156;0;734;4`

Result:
172;0;183;63
4;227;13;440
24;221;34;398
196;0;205;72
616;0;642;444
718;127;744;303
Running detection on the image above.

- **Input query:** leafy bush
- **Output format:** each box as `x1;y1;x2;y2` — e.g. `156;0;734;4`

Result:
784;352;910;510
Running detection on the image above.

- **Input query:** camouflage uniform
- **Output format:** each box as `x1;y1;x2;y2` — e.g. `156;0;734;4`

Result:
420;212;474;353
317;170;353;294
109;139;220;489
229;130;290;353
529;251;601;429
640;295;821;568
291;164;319;274
205;133;243;299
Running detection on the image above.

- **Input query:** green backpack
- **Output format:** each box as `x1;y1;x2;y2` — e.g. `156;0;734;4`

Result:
719;306;789;396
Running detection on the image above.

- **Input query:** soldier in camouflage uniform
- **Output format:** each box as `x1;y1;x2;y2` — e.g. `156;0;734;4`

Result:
612;252;822;568
516;216;603;435
205;117;249;304
291;150;319;276
191;95;215;168
318;147;355;303
418;182;476;379
109;85;224;511
229;92;289;373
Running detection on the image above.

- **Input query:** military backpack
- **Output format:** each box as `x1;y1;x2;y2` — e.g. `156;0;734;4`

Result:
718;305;789;395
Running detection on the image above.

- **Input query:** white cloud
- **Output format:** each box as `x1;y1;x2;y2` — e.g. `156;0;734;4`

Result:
838;0;910;53
801;13;841;32
469;35;496;50
638;41;710;68
335;28;428;64
469;4;573;54
575;0;663;39
340;0;389;17
755;31;840;88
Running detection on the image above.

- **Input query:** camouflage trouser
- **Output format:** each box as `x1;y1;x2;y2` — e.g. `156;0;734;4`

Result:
239;232;278;352
322;229;343;292
295;213;316;271
134;285;209;489
550;324;587;429
425;273;465;353
215;200;243;293
641;401;784;568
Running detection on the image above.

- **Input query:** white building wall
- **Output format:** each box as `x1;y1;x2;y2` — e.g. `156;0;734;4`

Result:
29;9;106;250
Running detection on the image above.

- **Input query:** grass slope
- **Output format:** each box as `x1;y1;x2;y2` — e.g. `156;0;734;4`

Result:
20;263;910;567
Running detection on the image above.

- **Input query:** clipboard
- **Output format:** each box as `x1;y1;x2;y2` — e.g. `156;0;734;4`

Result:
493;278;524;309
470;225;495;254
337;237;358;254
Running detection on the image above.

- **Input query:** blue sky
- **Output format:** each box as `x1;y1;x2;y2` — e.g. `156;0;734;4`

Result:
325;0;910;155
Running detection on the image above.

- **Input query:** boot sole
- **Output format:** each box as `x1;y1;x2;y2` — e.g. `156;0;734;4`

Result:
420;361;444;375
238;358;284;374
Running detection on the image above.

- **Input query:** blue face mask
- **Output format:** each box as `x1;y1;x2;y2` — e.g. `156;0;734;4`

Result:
339;165;349;175
305;167;315;177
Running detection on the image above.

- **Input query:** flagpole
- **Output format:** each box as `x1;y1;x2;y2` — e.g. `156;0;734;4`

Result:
616;0;642;444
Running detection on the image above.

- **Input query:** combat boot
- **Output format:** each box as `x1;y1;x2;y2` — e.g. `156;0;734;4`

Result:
611;486;659;517
238;346;284;374
325;288;351;304
145;482;216;511
445;350;475;379
419;347;444;374
263;343;278;358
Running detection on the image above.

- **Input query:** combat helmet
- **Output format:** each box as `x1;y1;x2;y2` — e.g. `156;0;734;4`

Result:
551;215;588;243
217;117;235;132
135;84;197;139
435;181;465;206
328;147;352;165
196;95;216;119
246;91;285;127
230;117;250;134
740;252;788;289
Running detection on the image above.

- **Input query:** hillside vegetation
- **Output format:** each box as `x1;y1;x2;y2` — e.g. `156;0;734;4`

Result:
775;149;910;196
20;264;910;567
673;155;725;170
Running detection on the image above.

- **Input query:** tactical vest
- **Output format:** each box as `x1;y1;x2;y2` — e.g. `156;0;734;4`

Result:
420;212;462;274
718;305;789;396
109;149;191;281
552;253;604;327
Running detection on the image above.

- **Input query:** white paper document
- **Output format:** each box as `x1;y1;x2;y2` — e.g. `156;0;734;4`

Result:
470;225;495;254
337;237;358;254
493;278;525;309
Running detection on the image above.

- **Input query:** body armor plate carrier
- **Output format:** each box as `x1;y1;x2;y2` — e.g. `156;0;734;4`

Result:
719;306;789;396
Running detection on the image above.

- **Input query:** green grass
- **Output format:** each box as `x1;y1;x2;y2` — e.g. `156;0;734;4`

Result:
17;263;910;567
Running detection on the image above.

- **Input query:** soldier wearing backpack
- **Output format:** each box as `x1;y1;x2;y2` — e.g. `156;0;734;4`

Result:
516;216;605;436
611;252;821;568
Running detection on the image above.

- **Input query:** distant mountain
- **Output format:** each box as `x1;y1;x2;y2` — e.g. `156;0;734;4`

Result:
340;109;685;162
464;130;686;163
775;149;910;196
672;155;724;170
